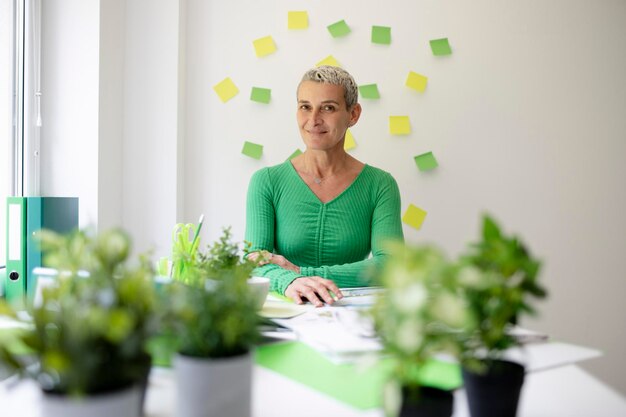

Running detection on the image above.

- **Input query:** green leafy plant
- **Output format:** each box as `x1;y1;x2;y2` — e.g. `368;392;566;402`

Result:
0;228;158;396
167;227;261;358
372;243;472;414
456;214;547;371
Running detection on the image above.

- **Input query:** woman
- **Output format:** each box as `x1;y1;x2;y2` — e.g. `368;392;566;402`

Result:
245;66;403;306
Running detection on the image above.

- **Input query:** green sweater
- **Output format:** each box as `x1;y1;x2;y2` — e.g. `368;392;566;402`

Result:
245;161;404;295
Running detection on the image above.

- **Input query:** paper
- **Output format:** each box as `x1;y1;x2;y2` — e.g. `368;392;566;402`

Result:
316;55;340;67
287;148;302;160
253;35;277;58
213;77;239;103
414;151;439;171
242;141;263;159
288;11;308;29
430;38;452;56
344;129;356;151
260;298;312;319
389;115;411;135
406;71;428;93
359;83;380;99
371;25;391;44
403;204;427;230
250;87;271;104
327;19;351;38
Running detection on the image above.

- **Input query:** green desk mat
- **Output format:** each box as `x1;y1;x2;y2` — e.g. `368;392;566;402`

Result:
255;341;462;410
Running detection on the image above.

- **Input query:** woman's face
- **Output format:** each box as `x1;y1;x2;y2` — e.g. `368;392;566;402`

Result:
296;81;361;151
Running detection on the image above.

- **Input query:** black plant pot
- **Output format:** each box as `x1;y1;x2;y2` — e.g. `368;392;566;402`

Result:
399;385;454;417
462;360;525;417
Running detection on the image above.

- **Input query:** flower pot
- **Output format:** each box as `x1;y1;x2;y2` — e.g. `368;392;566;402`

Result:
462;360;525;417
174;351;252;417
40;385;141;417
399;385;454;417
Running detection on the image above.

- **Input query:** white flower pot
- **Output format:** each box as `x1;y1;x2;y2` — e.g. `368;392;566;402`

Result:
174;352;252;417
40;385;141;417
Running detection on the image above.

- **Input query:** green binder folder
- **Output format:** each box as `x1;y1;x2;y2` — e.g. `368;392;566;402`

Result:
4;197;79;307
5;197;27;306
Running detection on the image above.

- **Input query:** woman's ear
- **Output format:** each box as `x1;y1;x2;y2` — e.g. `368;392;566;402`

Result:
349;103;362;126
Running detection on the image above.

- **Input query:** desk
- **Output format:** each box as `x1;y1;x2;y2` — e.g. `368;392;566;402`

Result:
145;362;626;417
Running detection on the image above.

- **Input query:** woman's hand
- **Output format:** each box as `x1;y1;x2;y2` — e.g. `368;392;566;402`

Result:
285;277;343;307
248;251;300;273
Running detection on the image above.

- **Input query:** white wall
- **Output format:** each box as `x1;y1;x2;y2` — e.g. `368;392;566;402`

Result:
39;0;626;394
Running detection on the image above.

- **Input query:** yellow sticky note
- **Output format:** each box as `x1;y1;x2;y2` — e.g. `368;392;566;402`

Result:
253;35;277;58
213;77;239;103
389;116;411;135
344;129;357;151
316;55;340;67
288;11;308;29
403;204;427;230
406;71;428;93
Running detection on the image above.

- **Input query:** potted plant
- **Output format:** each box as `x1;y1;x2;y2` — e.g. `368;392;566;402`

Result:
372;243;472;417
455;214;547;417
0;228;159;417
166;227;261;417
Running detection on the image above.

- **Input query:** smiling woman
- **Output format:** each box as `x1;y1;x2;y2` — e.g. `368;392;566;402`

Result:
245;66;404;307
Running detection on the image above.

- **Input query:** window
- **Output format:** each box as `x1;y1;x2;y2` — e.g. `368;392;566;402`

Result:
0;0;16;268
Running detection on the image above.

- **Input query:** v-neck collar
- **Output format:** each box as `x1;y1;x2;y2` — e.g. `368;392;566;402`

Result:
287;161;368;205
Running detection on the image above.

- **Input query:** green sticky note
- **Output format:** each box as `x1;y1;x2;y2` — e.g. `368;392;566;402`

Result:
389;116;411;135
250;87;271;104
430;38;452;56
414;152;439;171
327;20;351;38
403;204;427;230
242;141;263;159
371;25;391;45
255;341;461;409
359;84;380;99
287;149;302;160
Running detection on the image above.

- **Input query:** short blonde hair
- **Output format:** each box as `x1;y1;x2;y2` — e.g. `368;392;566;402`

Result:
299;66;359;109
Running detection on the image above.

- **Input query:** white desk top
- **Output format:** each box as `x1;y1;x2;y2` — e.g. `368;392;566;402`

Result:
1;362;625;417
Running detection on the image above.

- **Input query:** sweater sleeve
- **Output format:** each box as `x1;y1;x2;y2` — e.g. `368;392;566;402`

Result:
245;168;304;294
299;173;404;287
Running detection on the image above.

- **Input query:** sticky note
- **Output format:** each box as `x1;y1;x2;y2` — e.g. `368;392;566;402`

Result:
371;26;391;45
288;11;308;29
287;149;302;160
430;38;452;56
253;36;277;58
359;84;380;99
414;152;438;171
213;77;239;103
389;116;411;135
316;55;340;67
327;20;351;38
403;204;427;230
250;87;271;104
344;129;357;151
406;71;428;93
242;141;263;159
